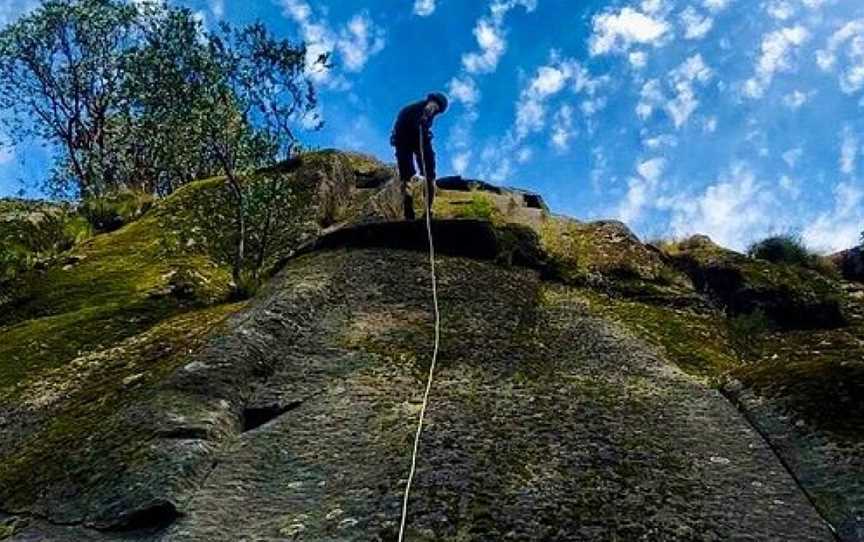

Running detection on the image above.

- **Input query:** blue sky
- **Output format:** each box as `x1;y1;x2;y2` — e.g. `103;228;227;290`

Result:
2;0;864;252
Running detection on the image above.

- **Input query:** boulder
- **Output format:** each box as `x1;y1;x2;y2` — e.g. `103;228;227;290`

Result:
831;246;864;282
671;235;846;329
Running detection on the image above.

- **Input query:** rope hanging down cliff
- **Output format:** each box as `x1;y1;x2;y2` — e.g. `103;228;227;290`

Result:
398;130;441;542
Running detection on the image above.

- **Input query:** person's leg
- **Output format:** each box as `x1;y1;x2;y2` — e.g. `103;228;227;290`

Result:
395;145;416;220
418;142;436;217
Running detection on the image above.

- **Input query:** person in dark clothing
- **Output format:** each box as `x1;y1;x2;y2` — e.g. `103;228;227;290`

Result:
391;92;449;220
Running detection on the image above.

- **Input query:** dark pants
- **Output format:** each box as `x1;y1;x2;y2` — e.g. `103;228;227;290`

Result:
395;141;435;220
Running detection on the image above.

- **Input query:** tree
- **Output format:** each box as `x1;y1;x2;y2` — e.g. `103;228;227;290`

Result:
192;21;322;284
122;4;222;196
0;0;142;197
0;2;323;288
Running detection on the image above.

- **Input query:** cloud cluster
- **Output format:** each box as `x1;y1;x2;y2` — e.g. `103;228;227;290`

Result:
616;157;666;225
840;125;859;175
816;19;864;95
448;0;538;108
590;7;670;56
515;56;608;140
665;164;783;250
279;0;385;89
743;25;810;99
462;0;537;74
413;0;437;17
803;181;864;252
637;54;713;129
446;0;540;175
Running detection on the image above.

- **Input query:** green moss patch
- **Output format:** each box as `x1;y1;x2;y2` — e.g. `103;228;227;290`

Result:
580;290;739;377
668;235;847;329
0;302;242;513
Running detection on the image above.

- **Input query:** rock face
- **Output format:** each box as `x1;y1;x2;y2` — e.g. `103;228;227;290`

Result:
833;246;864;283
672;235;847;329
1;150;862;541
2;239;834;541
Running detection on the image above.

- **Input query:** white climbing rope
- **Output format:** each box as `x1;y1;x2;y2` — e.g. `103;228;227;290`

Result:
397;129;441;542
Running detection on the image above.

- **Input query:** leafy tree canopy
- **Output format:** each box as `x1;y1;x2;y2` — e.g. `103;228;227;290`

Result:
0;0;322;199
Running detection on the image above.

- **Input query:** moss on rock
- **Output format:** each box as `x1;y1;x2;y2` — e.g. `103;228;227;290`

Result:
668;235;847;329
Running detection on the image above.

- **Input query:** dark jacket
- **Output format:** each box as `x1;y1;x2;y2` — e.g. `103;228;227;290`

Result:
391;100;435;149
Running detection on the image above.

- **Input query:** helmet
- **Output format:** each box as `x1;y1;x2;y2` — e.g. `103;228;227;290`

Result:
427;92;449;114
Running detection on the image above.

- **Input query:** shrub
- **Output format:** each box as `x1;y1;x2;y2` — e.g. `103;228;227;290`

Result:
0;201;92;282
748;233;841;279
79;191;154;232
231;269;262;301
461;193;496;221
727;308;771;362
748;234;811;266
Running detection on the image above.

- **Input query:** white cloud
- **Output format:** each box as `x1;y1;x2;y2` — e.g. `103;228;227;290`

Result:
638;157;666;182
743;25;810;99
616;157;666;224
803;181;864;252
800;0;829;10
590;7;670;56
413;0;436;17
782;147;803;168
446;0;540;168
338;14;386;72
704;0;732;12
840;126;858;175
665;163;782;250
779;175;801;199
452;151;472;174
703;116;718;133
209;0;225;18
637;79;664;120
629;51;648;69
515;57;606;139
764;1;795;21
449;76;480;106
636;56;712;128
816;20;864;95
551;105;575;152
463;20;507;73
640;0;664;15
783;89;811;109
643;133;678;149
279;0;385;88
680;7;713;40
462;0;537;74
666;54;713;128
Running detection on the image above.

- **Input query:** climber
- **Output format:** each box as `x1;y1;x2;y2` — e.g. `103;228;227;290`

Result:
391;92;449;221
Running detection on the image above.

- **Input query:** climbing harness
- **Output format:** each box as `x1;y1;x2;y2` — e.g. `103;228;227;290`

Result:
397;129;441;542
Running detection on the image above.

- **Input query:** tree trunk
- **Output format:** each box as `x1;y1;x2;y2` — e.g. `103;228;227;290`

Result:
226;171;245;285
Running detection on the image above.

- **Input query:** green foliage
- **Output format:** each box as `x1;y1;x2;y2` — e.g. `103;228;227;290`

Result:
0;0;142;197
748;234;812;266
0;201;91;282
79;191;154;232
726;309;771;361
231;270;262;300
748;233;841;279
0;1;320;199
241;172;304;276
463;193;497;220
185;22;320;282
